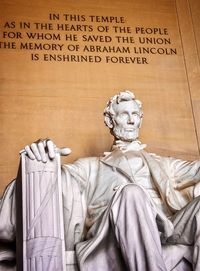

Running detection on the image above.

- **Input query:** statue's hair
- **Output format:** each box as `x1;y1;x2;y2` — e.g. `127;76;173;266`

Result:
104;90;143;129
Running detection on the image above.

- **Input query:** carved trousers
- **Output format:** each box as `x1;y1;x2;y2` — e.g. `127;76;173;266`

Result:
110;184;200;271
79;184;200;271
109;184;167;271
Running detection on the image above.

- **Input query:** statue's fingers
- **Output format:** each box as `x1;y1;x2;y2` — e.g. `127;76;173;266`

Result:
30;143;42;161
24;145;35;160
46;140;56;159
38;141;47;163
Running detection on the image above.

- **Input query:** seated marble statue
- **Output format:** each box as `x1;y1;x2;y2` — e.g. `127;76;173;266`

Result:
1;90;200;271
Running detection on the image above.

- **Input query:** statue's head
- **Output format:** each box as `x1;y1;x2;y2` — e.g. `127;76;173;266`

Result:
104;90;143;142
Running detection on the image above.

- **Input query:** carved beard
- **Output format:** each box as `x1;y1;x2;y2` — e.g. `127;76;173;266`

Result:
112;126;139;142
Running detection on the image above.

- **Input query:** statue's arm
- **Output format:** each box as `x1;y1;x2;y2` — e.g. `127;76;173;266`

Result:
62;157;100;240
62;157;99;201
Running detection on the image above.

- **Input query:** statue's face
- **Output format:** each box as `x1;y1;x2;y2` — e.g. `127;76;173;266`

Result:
112;100;142;142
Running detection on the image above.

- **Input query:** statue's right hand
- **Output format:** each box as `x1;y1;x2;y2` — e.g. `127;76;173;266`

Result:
21;139;71;162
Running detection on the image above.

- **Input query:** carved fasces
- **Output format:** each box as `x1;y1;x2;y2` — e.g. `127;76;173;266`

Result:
19;152;66;271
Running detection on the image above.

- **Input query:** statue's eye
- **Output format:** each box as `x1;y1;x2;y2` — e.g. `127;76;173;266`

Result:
132;112;140;117
119;112;128;118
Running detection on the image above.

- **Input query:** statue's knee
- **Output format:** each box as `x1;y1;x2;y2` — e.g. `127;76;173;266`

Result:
120;185;145;202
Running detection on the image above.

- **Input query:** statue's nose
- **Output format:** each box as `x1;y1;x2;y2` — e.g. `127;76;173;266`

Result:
127;115;135;124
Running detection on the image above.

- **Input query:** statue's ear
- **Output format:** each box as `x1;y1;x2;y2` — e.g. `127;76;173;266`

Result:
104;115;114;129
139;117;143;128
139;113;143;128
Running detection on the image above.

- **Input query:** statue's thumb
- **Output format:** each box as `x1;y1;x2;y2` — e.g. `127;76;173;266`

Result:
57;147;72;156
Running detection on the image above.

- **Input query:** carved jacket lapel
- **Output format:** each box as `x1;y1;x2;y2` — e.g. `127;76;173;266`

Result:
100;149;134;182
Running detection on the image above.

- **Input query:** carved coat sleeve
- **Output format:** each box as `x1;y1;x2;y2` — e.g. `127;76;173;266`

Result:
167;157;200;198
154;154;200;209
61;157;100;244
